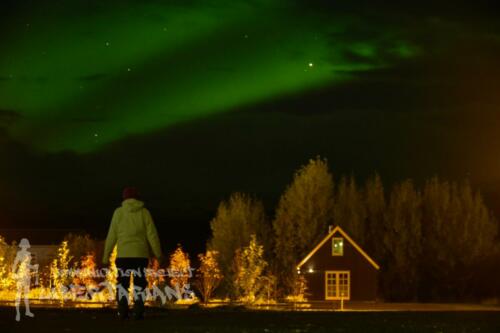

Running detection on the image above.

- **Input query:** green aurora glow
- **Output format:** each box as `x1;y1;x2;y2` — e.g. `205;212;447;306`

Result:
0;1;417;152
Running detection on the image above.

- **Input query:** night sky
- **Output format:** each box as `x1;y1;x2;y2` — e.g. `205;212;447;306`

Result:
1;1;500;253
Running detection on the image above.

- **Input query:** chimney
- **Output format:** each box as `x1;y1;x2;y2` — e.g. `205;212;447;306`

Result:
328;225;334;233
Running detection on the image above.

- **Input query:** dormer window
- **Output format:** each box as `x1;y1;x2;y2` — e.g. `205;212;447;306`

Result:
332;237;344;256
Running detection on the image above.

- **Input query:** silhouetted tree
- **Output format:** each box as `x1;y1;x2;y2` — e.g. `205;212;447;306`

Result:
207;157;499;302
273;157;334;296
363;173;386;261
382;179;422;301
420;178;498;300
333;175;367;245
208;192;268;295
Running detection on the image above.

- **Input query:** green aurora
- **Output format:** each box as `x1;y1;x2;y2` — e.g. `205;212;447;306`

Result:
0;1;416;152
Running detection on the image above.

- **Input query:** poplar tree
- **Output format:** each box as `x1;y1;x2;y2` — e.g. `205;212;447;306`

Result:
208;192;268;294
363;173;386;261
333;175;367;245
273;157;334;295
421;178;498;299
383;179;422;300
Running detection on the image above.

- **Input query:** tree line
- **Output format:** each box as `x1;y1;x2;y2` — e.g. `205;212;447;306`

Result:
208;157;500;301
1;157;498;303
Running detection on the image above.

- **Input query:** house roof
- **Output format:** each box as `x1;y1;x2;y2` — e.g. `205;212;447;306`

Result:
297;225;380;270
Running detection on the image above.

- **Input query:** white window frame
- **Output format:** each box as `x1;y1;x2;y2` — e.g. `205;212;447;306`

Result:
332;237;344;256
325;270;350;300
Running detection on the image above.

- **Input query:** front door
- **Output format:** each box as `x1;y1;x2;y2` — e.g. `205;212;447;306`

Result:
325;271;350;300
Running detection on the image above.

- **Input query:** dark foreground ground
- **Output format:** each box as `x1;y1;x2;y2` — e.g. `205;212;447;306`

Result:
2;306;500;333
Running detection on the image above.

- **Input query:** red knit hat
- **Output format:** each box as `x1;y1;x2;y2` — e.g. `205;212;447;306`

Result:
122;187;139;200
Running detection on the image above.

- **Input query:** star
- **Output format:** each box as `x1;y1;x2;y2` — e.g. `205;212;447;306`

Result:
308;62;314;67
105;41;110;47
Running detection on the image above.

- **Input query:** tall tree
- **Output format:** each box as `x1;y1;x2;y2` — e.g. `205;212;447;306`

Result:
383;179;422;301
363;174;386;261
421;178;498;299
333;175;367;245
273;156;334;295
208;192;268;294
420;177;451;299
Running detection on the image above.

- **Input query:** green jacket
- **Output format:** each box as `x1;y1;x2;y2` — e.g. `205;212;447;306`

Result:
103;199;162;264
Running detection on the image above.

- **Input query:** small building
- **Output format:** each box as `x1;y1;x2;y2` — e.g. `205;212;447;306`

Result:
0;228;84;268
297;225;380;301
29;245;58;268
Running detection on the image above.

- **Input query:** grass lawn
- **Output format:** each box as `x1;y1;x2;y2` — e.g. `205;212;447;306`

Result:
2;306;500;333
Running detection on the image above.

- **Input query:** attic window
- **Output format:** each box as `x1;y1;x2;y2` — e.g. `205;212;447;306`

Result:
332;237;344;256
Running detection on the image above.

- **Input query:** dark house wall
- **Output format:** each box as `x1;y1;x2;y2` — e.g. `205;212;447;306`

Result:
299;230;378;301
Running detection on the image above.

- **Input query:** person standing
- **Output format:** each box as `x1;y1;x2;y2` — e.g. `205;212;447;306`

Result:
103;187;162;320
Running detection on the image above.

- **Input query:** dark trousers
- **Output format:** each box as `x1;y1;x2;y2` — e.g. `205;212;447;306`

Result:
115;257;148;318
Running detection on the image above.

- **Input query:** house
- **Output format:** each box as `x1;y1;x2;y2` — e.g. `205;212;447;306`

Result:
27;245;58;268
297;225;380;301
0;228;84;268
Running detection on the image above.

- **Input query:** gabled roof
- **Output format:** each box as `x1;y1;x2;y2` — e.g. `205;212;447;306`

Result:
297;225;380;270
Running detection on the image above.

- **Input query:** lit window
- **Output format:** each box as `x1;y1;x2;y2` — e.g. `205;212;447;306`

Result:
332;237;343;256
325;271;350;300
